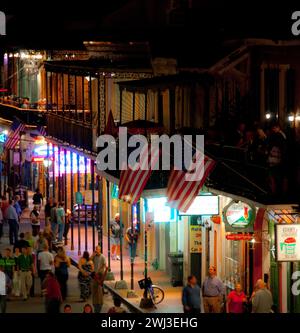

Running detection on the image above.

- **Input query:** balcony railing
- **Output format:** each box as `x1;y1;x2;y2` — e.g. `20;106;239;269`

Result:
0;101;46;126
47;113;93;152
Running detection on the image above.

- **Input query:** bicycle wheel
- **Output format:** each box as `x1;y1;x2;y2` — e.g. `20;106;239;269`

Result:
150;286;165;305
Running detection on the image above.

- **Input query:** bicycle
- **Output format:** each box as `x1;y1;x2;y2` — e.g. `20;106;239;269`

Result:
138;277;165;306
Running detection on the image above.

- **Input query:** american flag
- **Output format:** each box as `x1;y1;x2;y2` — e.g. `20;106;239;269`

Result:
166;153;216;213
4;119;26;150
118;143;160;205
37;125;47;137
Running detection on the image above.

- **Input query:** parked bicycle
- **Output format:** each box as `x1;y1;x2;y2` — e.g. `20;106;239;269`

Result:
138;277;164;305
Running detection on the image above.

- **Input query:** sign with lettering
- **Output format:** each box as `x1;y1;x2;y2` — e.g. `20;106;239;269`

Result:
226;233;253;241
276;224;300;262
190;226;202;253
223;200;256;233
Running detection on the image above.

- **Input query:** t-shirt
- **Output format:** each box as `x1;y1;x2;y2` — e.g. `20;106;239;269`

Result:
30;210;40;226
227;290;246;313
56;207;65;224
111;221;121;238
33;193;43;205
93;254;106;274
0;257;16;277
38;251;54;271
18;254;33;271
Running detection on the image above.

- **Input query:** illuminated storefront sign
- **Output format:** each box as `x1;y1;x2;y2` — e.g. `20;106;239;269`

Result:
54;150;90;175
225;233;253;241
179;195;219;216
32;144;90;174
276;224;300;262
33;144;56;158
0;133;7;143
147;197;176;223
223;200;255;233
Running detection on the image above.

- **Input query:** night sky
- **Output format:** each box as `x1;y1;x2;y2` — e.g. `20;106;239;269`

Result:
0;1;300;54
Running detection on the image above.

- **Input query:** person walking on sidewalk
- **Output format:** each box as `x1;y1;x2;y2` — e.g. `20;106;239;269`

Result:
44;197;54;227
182;275;202;313
50;202;58;241
56;202;65;243
30;205;41;237
17;246;34;301
13;195;22;221
110;213;122;260
32;188;43;210
54;246;71;301
226;283;247;313
202;266;225;313
38;244;54;290
0;265;12;313
5;199;19;245
125;225;139;261
78;251;94;302
251;279;273;313
42;271;62;313
43;226;54;252
90;246;108;313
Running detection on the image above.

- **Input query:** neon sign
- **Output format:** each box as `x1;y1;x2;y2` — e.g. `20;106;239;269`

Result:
0;133;7;143
54;150;91;175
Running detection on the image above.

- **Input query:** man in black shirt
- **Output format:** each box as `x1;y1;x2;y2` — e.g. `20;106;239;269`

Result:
33;189;43;208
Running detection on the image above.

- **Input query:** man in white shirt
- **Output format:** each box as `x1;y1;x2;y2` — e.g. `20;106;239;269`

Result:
38;244;54;289
0;265;10;313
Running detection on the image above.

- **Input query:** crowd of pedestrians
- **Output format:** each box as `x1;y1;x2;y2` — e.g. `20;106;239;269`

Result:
0;189;128;314
181;265;274;313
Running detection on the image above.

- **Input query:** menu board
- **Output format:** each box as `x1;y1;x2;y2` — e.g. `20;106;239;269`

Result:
276;224;300;262
190;226;202;253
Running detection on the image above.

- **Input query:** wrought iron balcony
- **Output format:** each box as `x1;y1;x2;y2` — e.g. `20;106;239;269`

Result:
47;113;94;152
0;100;46;126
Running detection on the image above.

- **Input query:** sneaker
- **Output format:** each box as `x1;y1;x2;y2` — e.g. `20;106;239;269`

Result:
116;256;120;260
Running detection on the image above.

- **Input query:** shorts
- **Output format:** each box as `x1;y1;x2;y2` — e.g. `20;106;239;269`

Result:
110;237;120;245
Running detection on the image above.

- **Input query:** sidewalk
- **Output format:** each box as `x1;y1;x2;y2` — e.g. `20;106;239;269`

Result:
65;225;183;313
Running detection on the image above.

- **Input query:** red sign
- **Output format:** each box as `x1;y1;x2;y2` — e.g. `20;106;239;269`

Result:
226;233;253;241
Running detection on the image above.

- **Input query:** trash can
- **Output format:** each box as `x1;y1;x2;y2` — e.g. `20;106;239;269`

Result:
168;252;184;287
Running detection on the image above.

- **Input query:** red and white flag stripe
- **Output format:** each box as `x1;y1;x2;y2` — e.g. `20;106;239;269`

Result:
167;156;216;213
118;144;160;204
5;123;26;150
